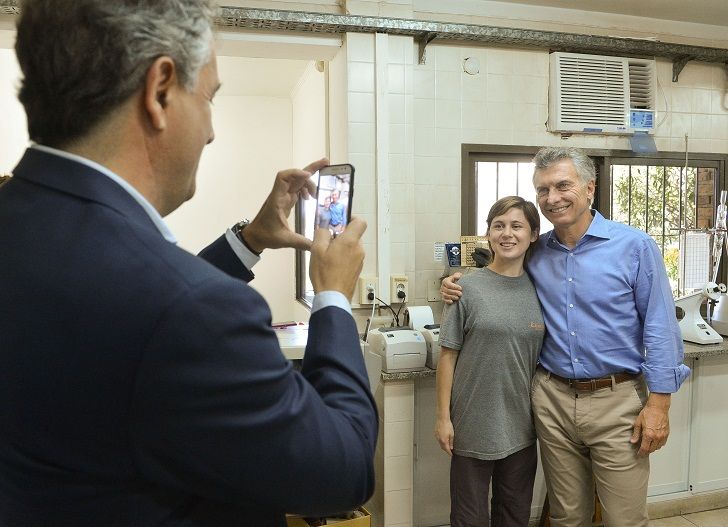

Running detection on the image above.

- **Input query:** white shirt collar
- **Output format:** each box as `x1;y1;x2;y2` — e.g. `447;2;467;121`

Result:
31;144;177;243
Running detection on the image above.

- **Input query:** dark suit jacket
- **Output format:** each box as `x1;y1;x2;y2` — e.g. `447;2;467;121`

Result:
0;148;377;526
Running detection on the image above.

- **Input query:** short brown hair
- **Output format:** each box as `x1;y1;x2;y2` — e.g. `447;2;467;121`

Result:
486;196;540;263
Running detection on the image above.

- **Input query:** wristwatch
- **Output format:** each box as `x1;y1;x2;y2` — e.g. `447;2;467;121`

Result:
231;219;260;256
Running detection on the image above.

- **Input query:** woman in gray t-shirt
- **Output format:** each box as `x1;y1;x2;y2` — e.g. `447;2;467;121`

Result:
436;196;544;527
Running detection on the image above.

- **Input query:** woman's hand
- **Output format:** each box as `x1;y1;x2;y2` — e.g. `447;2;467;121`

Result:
435;418;455;456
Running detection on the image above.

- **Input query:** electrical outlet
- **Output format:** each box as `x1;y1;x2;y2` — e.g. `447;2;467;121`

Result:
427;279;441;302
359;276;378;305
390;275;409;304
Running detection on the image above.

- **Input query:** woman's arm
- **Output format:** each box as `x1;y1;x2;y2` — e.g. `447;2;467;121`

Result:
435;347;459;456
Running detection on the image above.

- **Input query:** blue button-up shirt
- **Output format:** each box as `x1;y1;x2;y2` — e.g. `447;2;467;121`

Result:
328;201;346;227
527;210;690;393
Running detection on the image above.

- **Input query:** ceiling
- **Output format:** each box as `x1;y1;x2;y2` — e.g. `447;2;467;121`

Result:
493;0;728;27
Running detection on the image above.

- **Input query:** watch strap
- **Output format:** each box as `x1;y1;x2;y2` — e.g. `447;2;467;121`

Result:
231;219;261;256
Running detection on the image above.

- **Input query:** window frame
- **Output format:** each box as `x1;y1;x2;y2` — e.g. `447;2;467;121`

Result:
294;200;314;308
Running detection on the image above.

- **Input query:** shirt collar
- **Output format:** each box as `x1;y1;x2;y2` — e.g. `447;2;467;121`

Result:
30;144;177;244
584;210;611;240
545;209;610;248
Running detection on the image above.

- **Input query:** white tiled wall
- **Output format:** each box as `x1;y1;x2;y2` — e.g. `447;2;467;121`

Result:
345;0;413;19
382;381;414;527
345;31;419;302
344;35;728;313
0;50;28;173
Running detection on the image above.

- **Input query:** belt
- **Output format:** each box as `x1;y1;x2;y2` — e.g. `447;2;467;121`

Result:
542;367;640;392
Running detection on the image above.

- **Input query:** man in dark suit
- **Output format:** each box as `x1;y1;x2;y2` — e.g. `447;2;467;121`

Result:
0;1;377;526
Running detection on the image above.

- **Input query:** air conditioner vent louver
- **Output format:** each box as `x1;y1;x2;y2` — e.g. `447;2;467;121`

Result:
628;60;656;110
548;52;656;134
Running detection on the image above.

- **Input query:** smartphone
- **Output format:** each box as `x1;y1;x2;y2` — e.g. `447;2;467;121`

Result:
312;164;355;236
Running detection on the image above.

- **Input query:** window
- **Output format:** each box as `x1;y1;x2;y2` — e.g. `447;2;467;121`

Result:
475;160;553;236
600;156;725;294
295;197;317;306
463;145;728;294
461;146;550;238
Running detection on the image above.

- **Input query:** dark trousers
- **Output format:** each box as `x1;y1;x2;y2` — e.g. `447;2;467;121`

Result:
450;443;537;527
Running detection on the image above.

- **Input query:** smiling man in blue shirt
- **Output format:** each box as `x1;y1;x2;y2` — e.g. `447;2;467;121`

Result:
328;189;347;233
442;147;689;527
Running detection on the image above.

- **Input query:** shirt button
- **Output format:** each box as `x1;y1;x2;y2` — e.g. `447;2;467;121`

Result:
569;304;574;308
574;358;579;363
570;331;576;336
568;278;573;282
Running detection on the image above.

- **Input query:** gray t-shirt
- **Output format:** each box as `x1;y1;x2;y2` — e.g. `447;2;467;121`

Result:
440;267;544;460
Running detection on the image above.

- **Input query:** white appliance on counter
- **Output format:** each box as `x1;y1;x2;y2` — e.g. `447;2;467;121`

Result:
367;327;427;372
420;324;440;369
676;283;725;345
711;293;728;336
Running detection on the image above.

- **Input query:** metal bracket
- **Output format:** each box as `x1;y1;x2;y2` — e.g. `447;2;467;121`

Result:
417;32;437;65
672;56;693;82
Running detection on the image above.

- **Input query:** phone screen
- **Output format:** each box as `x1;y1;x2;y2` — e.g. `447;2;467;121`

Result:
310;164;354;237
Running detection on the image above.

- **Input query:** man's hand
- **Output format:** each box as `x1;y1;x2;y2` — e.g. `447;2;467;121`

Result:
242;158;327;253
435;418;455;456
309;217;367;300
631;392;671;456
440;272;463;304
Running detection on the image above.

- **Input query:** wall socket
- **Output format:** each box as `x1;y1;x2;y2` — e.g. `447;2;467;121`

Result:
390;275;409;303
427;279;441;302
359;276;378;305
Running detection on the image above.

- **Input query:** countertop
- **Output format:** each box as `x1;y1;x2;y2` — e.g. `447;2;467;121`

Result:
381;338;728;382
683;339;728;359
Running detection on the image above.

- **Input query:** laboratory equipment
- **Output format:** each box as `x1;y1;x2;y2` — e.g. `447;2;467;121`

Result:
708;190;728;335
711;190;727;282
673;189;728;342
710;293;728;336
367;327;427;372
420;324;440;368
675;282;725;344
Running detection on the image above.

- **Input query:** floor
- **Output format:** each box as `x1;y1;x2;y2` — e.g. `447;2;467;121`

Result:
647;507;728;526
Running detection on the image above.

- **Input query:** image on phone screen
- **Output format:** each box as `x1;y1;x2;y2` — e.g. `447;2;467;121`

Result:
305;164;354;238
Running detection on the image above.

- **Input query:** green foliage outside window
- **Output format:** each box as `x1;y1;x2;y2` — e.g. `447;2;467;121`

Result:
612;165;696;293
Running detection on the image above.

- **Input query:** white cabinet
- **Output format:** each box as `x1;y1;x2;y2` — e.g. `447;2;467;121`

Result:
689;354;728;493
413;377;450;527
649;354;728;498
648;359;693;496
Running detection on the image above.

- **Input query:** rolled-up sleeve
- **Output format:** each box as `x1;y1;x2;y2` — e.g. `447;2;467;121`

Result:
634;237;691;392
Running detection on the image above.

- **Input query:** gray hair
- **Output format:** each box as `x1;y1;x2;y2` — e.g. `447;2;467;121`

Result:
16;0;217;147
532;147;596;186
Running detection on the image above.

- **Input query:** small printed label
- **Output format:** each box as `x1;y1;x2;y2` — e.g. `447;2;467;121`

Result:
434;242;445;263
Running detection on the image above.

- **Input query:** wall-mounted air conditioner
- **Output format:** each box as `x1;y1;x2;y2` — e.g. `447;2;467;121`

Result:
548;52;656;135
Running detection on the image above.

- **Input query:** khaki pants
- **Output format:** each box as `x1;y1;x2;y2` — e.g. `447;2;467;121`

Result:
531;367;650;527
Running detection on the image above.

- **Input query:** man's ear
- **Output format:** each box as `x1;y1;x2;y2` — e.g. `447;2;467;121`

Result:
144;56;178;131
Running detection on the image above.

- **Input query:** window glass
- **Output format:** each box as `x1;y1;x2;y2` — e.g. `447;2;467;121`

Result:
476;160;552;236
609;163;704;294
